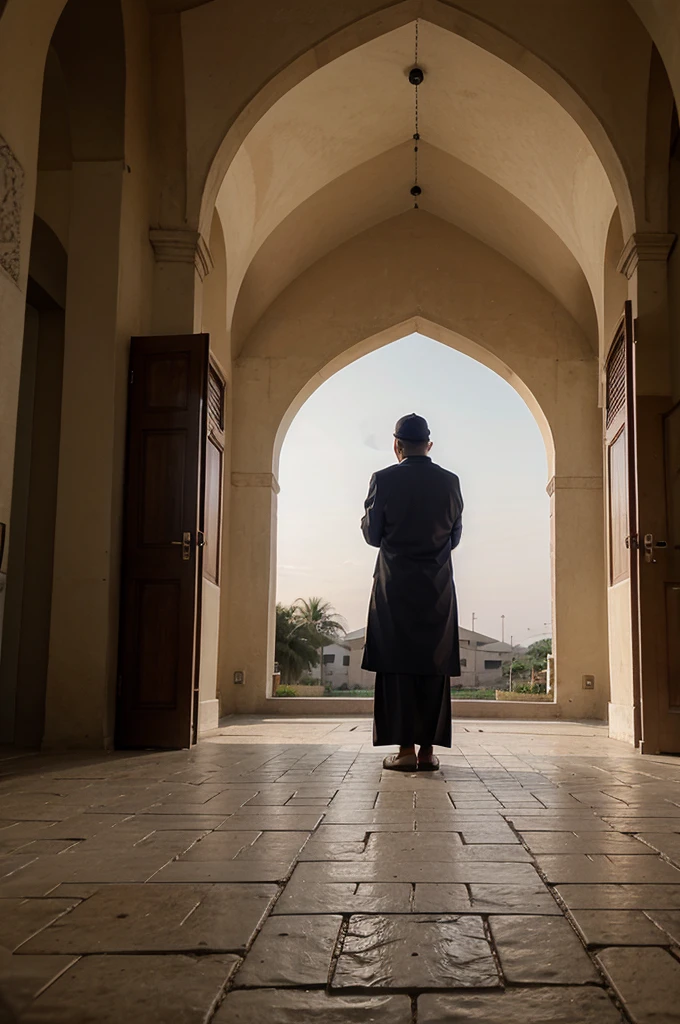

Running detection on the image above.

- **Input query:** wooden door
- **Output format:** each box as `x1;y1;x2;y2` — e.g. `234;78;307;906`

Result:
116;334;209;748
605;302;641;743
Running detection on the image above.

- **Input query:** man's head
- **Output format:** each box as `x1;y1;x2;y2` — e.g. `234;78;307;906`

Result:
393;413;432;461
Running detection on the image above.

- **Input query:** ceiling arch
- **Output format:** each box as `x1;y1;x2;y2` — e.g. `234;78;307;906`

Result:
217;20;614;347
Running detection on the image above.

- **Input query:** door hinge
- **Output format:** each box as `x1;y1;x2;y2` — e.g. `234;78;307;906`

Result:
129;369;134;385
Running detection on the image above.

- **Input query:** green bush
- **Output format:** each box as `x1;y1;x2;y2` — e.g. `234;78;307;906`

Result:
513;682;547;695
276;686;297;697
297;676;319;686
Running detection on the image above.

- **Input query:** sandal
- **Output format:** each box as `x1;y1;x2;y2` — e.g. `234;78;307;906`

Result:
418;755;440;771
383;752;418;772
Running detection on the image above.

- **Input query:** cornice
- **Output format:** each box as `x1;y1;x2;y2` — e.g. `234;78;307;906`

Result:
617;232;676;279
149;228;214;281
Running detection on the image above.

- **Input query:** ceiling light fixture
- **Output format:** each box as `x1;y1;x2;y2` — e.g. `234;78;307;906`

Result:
409;20;424;208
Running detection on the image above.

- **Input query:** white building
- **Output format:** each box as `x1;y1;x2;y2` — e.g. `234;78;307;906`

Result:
344;626;515;689
309;641;351;689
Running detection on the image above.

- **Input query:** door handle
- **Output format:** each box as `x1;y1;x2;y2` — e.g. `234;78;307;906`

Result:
171;531;192;560
643;533;667;564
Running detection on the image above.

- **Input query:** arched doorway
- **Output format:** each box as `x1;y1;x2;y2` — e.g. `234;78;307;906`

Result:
275;332;553;701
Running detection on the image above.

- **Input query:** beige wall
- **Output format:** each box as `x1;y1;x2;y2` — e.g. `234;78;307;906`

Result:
2;0;679;747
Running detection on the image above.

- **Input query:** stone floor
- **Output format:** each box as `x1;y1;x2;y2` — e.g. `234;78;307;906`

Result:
1;717;680;1023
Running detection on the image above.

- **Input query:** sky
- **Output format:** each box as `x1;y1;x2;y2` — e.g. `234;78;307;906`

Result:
276;333;551;645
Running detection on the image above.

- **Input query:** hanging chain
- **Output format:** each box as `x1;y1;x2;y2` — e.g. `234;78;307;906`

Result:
412;20;421;208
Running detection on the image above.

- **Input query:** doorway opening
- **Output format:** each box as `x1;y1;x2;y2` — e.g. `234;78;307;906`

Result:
275;332;552;704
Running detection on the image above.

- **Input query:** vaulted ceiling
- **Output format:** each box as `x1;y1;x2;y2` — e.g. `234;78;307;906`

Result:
216;20;617;348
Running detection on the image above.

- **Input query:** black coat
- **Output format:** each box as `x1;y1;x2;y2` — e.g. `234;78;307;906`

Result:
361;455;463;676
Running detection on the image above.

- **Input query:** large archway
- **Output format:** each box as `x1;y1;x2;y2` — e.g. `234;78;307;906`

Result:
218;209;607;720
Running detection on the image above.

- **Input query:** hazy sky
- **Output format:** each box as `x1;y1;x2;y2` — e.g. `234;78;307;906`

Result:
276;334;551;644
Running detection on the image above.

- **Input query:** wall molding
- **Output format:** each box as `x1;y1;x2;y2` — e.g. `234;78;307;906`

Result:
0;135;24;286
232;471;280;494
617;232;676;279
149;228;214;281
546;475;602;496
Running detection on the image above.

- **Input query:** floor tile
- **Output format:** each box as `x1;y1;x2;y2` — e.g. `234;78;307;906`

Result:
17;953;238;1024
418;987;623;1023
216;814;323;831
273;880;412;914
644;910;680;944
635;833;680;864
596;946;680;1024
214;990;411;1022
0;949;77;1019
520;831;652;854
148;860;294;883
332;914;499;990
568;909;672;946
290;861;539;884
535;854;680;884
18;882;277;954
414;883;560;914
489;915;599;983
556;884;680;909
0;897;79;951
234;914;342;987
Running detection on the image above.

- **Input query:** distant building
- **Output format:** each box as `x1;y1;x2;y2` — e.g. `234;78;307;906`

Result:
309;641;351;689
343;626;515;689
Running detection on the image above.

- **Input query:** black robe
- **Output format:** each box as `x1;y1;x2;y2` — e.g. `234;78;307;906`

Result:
361;456;463;677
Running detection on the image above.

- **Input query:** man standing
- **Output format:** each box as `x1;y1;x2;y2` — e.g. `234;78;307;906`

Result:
361;414;463;771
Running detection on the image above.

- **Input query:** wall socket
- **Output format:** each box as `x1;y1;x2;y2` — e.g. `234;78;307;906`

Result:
233;670;245;685
582;674;595;690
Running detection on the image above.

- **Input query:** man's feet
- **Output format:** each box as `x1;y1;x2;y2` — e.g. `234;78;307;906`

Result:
383;751;418;771
417;745;440;771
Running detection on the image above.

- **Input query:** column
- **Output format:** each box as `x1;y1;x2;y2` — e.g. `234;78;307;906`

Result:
549;475;609;720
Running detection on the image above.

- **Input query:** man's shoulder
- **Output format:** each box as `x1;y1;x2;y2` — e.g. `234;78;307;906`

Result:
373;464;402;482
432;463;461;487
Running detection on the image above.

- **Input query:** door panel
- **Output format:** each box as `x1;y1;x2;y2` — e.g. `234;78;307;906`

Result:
605;302;641;744
117;334;209;748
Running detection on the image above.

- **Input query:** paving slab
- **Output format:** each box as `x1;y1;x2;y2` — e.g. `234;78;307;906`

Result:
556;884;680;909
596;946;680;1024
414;882;560;914
216;813;323;831
535;854;680;884
568;909;672;946
635;833;680;864
273;880;412;914
418;987;623;1023
0;949;77;1019
177;831;261;860
519;831;652;854
489;915;599;983
235;914;342;987
290;861;539;884
149;859;294;883
298;842;367;861
214;990;411;1023
332;914;499;990
644;910;680;944
18;882;277;954
0;897;80;951
17;953;239;1024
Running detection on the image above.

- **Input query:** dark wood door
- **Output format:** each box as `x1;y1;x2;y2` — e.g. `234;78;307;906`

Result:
116;334;209;748
605;302;641;743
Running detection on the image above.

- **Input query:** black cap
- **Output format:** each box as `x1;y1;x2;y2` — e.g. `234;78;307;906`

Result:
394;413;430;442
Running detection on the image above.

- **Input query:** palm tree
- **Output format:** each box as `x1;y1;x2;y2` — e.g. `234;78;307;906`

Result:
275;604;321;685
294;597;346;687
